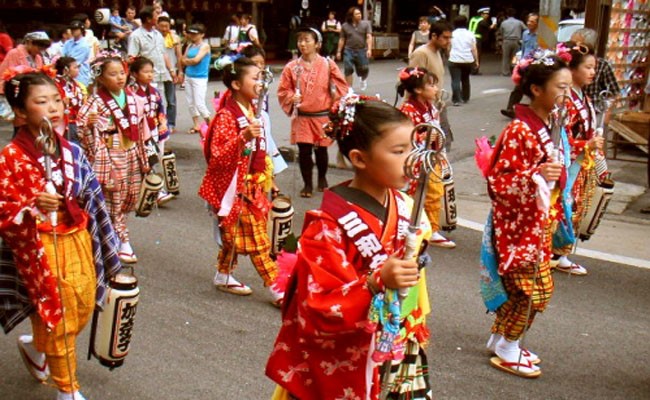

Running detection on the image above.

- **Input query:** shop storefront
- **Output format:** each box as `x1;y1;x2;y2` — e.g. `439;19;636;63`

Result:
586;0;649;165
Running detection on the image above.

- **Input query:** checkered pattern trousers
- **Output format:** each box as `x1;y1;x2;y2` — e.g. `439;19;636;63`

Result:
31;229;96;393
217;196;277;287
492;222;555;341
102;142;143;243
381;339;432;399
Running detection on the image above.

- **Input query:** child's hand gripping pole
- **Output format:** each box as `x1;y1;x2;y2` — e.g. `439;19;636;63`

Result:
36;116;75;392
595;89;614;131
548;94;571;190
401;122;447;298
254;67;274;120
291;65;303;118
434;89;449;112
593;89;614;179
241;67;275;172
35;117;58;227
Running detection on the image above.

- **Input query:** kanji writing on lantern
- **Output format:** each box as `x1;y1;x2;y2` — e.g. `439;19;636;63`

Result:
117;302;138;353
165;166;179;188
278;220;292;237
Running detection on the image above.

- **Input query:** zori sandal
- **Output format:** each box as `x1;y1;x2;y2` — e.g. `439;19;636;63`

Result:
490;356;541;379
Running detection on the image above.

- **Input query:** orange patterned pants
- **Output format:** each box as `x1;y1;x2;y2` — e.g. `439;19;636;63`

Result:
31;229;96;393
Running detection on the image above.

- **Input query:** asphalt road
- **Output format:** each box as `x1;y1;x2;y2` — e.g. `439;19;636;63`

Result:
1;55;649;399
1;161;649;399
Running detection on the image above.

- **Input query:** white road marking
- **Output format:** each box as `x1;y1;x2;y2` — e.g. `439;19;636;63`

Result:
481;88;511;95
457;217;650;269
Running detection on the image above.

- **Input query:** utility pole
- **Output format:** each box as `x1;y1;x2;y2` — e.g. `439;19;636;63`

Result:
387;0;395;33
538;0;562;49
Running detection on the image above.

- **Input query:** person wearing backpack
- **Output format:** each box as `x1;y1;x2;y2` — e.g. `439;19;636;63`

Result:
238;14;261;48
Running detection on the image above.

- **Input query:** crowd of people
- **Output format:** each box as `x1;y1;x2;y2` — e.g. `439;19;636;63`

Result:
0;2;624;400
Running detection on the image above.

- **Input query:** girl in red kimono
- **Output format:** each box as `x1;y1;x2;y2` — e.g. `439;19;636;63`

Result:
266;93;433;399
485;52;570;378
277;27;347;197
0;70;120;400
76;53;151;264
129;56;174;205
397;66;456;249
198;57;282;305
551;44;605;276
54;56;85;144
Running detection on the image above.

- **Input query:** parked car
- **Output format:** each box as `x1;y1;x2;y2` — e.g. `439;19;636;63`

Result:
557;18;585;43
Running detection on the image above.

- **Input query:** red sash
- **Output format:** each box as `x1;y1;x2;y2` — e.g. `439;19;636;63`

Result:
97;88;139;141
308;186;410;273
513;104;556;161
219;96;267;173
133;83;160;131
405;98;436;124
570;88;596;139
12;128;85;227
55;76;84;122
512;104;567;190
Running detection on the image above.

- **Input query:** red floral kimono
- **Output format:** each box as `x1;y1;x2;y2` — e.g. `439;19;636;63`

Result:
487;104;564;340
198;95;271;228
266;184;431;400
0;128;121;331
488;104;564;273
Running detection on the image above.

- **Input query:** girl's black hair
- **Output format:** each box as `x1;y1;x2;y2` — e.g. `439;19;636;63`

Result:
129;56;154;74
5;72;57;110
395;67;438;104
520;55;568;98
241;45;266;60
295;27;321;44
565;41;595;70
55;56;77;75
90;55;124;92
222;57;258;90
333;100;411;159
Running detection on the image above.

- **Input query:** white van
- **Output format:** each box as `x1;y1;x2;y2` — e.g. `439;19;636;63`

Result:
557;18;585;42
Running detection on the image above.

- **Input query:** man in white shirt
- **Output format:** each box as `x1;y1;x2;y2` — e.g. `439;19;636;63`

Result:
223;14;240;51
128;5;175;129
448;15;478;106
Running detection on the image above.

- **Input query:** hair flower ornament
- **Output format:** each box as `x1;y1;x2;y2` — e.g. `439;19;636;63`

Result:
213;53;243;72
323;89;377;141
398;67;425;81
2;64;56;83
554;43;573;63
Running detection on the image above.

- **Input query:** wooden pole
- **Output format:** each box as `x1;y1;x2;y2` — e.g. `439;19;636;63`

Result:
584;0;611;57
387;0;395;33
538;0;562;49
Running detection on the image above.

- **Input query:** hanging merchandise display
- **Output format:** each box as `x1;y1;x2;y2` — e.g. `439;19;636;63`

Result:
602;0;650;161
606;0;649;111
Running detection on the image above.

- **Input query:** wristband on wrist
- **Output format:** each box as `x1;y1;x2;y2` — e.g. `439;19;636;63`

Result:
367;269;385;294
